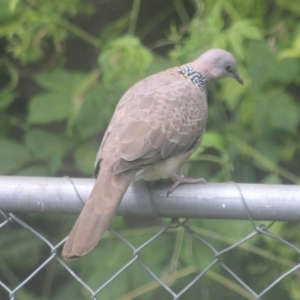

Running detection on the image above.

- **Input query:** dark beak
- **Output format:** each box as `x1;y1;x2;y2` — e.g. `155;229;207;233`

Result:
234;73;243;85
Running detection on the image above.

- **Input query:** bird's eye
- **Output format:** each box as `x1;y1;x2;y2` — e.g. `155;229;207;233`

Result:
225;65;231;72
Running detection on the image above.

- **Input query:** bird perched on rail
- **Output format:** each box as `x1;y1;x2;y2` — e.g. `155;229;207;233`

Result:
62;48;243;259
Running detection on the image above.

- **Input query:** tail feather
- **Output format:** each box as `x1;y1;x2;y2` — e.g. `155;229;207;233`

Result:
62;170;136;259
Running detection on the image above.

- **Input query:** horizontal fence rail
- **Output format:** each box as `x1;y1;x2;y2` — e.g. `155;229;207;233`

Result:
1;176;300;300
0;176;300;221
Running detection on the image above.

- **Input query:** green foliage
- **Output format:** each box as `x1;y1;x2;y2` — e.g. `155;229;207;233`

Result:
278;25;300;59
1;0;300;299
28;69;92;134
169;1;262;63
0;0;93;63
99;35;153;87
74;140;98;175
0;138;29;173
248;42;299;90
0;91;15;109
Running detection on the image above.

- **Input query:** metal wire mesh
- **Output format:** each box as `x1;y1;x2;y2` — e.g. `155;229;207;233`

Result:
1;177;300;299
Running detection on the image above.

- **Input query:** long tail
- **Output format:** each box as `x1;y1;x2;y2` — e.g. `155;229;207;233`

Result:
62;170;136;259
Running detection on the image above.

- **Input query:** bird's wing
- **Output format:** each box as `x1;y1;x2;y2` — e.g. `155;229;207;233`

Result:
96;69;208;176
80;69;208;245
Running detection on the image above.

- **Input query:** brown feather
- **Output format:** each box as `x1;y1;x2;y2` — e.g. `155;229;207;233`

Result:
62;170;136;258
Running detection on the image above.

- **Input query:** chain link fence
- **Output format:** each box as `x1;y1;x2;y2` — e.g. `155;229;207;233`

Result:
1;176;300;299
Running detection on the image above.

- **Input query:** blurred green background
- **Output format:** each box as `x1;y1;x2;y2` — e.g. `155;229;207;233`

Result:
1;0;300;299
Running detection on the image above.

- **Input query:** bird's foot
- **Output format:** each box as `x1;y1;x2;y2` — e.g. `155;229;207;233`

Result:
167;173;206;196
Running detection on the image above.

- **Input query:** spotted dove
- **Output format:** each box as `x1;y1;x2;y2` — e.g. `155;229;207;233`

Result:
62;48;243;259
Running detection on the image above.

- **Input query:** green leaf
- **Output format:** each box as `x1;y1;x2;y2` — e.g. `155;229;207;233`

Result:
98;35;152;84
34;69;87;94
25;128;65;174
15;165;49;176
248;42;300;89
25;128;63;156
201;131;226;152
0;91;15;110
261;174;282;184
206;0;224;32
0;138;29;174
278;28;300;59
76;83;116;137
279;140;297;161
275;0;300;14
226;21;262;60
189;131;226;162
74;140;98;175
28;93;71;124
32;69;107;133
255;91;300;133
274;57;300;84
255;139;279;167
0;0;17;27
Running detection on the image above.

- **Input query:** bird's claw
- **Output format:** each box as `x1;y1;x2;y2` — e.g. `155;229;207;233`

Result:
167;173;206;197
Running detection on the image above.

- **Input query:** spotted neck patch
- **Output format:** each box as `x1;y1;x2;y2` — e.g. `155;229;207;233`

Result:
178;64;208;93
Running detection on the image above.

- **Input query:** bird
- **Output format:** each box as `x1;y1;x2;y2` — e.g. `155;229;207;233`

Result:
62;48;243;259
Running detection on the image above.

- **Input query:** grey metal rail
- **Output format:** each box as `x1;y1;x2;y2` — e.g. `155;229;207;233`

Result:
0;176;299;221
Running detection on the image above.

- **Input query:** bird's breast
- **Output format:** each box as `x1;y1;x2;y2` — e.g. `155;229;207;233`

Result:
135;149;194;182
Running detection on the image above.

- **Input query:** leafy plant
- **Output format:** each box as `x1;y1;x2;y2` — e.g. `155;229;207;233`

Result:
1;0;300;299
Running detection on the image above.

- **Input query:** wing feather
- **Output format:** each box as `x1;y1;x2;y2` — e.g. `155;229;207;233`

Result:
96;68;208;175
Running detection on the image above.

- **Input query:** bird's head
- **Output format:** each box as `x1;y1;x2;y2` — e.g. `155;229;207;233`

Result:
191;49;243;84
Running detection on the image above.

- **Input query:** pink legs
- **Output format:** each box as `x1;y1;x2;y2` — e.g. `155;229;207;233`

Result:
167;173;206;196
